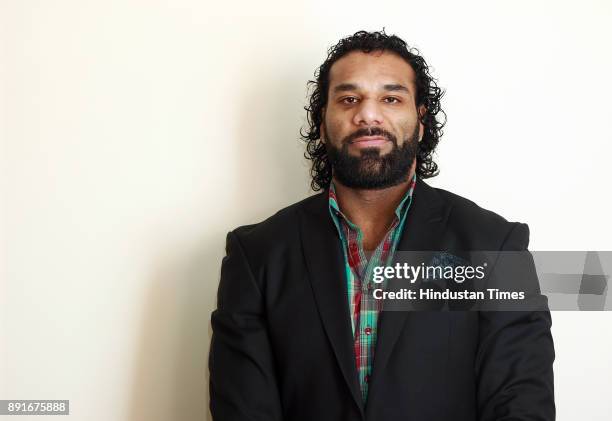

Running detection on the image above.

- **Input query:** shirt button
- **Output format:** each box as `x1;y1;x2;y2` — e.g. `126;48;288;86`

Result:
364;327;372;335
367;283;374;291
365;375;370;383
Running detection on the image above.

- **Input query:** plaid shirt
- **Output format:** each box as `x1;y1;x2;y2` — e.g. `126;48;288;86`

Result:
328;173;416;403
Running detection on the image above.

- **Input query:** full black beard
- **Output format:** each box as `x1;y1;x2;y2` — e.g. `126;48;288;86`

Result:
326;125;419;189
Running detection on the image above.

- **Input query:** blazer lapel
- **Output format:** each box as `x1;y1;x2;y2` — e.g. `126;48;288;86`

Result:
367;178;451;402
298;191;365;417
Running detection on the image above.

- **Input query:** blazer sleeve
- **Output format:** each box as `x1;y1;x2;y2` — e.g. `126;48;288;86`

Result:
475;223;555;421
209;230;283;421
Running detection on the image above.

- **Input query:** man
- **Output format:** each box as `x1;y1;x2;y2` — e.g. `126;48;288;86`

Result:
209;30;555;421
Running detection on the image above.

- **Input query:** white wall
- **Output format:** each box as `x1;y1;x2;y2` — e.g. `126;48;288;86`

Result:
1;1;611;420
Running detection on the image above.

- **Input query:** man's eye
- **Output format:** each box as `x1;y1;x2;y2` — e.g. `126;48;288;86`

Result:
341;97;358;104
384;97;401;104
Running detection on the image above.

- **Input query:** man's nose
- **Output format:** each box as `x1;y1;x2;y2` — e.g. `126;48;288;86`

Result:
353;99;384;126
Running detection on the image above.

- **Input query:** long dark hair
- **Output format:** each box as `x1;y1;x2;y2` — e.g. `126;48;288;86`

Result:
300;29;446;191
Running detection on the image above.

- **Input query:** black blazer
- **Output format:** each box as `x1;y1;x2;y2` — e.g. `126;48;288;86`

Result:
209;178;555;421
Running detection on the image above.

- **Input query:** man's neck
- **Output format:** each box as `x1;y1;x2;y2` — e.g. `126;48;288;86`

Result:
332;163;416;250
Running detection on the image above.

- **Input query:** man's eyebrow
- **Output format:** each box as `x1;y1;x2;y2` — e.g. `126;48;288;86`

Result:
332;83;359;93
383;83;410;93
331;83;411;94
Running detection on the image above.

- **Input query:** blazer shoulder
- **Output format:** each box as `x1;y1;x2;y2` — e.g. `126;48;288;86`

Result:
227;192;325;257
432;185;527;249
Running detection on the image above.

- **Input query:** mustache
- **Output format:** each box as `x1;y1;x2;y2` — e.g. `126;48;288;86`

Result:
343;126;397;144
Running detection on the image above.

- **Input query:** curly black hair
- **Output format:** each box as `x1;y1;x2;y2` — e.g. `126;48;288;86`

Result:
300;29;446;191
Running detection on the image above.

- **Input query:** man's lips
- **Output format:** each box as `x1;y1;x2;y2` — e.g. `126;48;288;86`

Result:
349;136;390;148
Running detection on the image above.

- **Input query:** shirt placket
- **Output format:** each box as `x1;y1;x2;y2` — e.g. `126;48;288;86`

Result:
356;217;400;400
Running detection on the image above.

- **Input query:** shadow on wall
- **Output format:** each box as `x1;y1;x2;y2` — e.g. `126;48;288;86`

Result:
128;60;313;420
128;243;217;421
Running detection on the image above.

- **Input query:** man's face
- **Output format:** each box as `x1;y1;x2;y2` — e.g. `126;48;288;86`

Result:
321;50;425;189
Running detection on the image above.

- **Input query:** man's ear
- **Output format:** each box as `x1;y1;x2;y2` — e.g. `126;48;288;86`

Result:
320;107;327;143
417;104;427;142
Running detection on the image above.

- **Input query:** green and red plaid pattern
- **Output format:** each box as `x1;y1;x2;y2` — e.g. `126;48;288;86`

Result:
328;173;416;403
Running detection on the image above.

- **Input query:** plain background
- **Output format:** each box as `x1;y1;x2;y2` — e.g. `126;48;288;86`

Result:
2;1;611;420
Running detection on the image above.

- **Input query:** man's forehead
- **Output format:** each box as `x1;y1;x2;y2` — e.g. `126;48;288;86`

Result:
328;50;416;90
